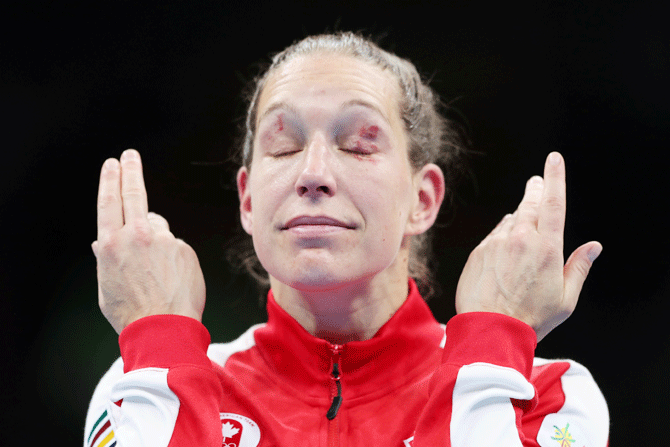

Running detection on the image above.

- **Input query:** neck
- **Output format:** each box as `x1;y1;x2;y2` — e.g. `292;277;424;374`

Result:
269;264;410;345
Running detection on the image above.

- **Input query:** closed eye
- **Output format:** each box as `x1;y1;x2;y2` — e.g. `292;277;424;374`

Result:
272;149;302;157
341;146;371;155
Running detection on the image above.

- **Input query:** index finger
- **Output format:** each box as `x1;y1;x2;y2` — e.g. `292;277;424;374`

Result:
119;149;149;223
97;158;123;239
537;151;566;239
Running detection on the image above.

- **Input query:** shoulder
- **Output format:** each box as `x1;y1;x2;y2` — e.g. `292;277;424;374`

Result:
207;323;266;367
528;358;609;447
89;322;267;389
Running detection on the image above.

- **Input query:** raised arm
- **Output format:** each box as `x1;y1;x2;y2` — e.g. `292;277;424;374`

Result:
86;149;223;447
454;151;601;341
413;152;608;446
93;148;206;333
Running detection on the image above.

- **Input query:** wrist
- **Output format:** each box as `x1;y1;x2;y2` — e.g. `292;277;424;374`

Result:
119;314;211;373
444;312;537;378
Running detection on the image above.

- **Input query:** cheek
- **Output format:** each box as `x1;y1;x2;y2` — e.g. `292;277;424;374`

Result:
248;168;283;225
356;174;412;233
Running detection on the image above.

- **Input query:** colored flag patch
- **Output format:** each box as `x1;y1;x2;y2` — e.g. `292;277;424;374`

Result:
87;409;116;447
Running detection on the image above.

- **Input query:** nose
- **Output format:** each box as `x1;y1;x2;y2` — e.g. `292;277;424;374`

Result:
295;133;337;198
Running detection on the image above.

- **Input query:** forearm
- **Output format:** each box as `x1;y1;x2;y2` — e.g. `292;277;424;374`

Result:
412;313;608;446
413;312;538;446
85;316;224;447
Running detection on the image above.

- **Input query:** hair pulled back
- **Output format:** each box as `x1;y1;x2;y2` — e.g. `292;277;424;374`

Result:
231;32;469;300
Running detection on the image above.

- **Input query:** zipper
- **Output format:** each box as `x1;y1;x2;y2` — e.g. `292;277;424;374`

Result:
327;344;343;447
327;364;342;419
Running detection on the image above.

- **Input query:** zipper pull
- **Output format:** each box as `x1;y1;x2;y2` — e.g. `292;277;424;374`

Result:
327;362;342;420
327;344;343;420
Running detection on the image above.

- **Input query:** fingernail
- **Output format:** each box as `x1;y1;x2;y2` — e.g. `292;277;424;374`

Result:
122;149;139;160
103;158;118;171
587;245;602;263
91;242;98;258
529;175;543;185
548;152;561;166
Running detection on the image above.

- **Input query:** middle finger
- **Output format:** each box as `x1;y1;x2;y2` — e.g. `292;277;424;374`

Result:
120;149;149;224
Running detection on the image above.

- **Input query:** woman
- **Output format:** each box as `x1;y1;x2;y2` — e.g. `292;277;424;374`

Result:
87;33;608;447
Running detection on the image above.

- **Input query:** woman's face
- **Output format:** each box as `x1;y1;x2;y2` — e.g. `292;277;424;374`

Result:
237;53;438;292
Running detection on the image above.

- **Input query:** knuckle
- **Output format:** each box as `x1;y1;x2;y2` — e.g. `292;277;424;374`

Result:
148;213;170;229
98;233;120;254
97;193;120;209
473;236;491;254
154;230;176;245
543;195;564;211
178;240;199;260
508;228;531;252
126;221;153;245
573;258;592;278
489;232;507;248
121;188;146;199
176;238;192;252
468;245;482;261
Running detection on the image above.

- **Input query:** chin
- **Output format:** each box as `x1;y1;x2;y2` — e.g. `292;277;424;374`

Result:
260;248;394;293
285;268;350;292
290;264;397;295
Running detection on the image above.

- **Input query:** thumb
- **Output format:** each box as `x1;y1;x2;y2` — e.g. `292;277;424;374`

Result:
564;241;602;304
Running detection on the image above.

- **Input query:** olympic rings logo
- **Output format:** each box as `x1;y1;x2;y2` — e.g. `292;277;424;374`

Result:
222;443;237;447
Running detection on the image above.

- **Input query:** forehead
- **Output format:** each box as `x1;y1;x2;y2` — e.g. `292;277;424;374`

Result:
256;52;403;127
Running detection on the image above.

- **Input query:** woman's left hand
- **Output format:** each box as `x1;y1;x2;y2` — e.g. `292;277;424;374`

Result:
455;152;602;342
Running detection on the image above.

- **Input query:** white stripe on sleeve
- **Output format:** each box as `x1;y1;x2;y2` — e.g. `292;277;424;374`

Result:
108;367;181;447
85;358;182;447
450;362;535;447
536;360;609;447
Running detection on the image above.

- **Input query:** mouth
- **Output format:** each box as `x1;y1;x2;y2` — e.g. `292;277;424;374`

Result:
281;216;357;230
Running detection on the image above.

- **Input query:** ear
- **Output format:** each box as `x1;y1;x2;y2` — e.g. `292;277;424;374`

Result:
237;166;253;235
405;163;445;236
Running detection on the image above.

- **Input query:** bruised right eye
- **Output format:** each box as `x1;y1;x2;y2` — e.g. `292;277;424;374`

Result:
257;113;305;157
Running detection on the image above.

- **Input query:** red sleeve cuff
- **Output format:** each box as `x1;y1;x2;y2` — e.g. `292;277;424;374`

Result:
119;315;212;373
443;312;537;379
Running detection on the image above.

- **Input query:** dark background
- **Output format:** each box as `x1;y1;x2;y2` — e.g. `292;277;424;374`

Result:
2;0;668;444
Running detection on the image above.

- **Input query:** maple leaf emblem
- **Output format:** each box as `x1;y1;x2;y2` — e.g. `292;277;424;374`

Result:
222;421;240;440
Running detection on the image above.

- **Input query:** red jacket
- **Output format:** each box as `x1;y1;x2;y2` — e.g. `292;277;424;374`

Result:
85;280;609;446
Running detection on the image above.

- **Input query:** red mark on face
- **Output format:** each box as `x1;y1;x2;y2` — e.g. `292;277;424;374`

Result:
358;125;379;140
350;152;371;162
275;115;284;132
348;138;379;162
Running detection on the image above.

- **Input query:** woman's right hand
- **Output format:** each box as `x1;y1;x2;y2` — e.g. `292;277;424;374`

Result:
92;149;206;334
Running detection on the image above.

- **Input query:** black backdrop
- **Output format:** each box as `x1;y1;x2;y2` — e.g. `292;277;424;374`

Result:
2;1;669;444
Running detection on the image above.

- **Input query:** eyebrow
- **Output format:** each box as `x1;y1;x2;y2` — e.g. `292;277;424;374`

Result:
339;99;390;123
257;102;299;127
257;99;390;128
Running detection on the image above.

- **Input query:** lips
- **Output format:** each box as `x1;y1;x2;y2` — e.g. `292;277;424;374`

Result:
281;216;356;230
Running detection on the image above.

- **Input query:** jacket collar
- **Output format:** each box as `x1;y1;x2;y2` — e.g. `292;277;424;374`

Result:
253;279;445;400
